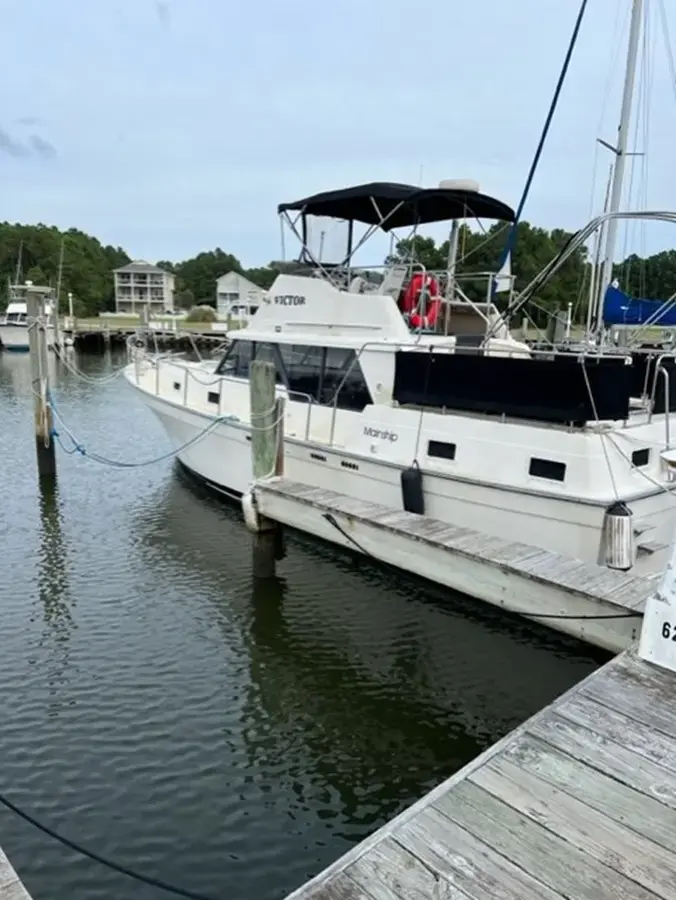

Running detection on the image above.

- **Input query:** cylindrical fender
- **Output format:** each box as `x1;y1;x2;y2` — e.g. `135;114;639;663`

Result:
241;490;260;533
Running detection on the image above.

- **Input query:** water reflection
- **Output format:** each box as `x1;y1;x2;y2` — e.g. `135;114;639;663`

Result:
36;475;74;642
132;466;605;835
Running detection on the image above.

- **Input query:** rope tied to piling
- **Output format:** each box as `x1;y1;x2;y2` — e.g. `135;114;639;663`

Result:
47;388;284;469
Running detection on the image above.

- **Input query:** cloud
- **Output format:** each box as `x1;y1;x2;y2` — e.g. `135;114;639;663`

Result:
0;128;30;158
154;1;170;27
0;126;57;160
29;135;57;159
0;0;674;265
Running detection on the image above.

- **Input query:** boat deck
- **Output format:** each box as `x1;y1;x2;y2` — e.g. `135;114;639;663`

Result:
284;649;676;900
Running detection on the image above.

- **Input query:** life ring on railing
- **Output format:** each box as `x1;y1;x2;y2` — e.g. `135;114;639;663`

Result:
402;273;441;330
410;298;441;330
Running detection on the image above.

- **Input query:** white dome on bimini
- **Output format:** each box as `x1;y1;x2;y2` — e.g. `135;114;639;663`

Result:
437;178;481;193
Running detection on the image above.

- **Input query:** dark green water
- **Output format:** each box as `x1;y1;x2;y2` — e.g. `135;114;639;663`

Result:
0;351;605;900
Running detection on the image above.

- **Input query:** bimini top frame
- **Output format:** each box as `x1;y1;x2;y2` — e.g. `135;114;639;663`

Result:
278;181;516;230
277;181;516;273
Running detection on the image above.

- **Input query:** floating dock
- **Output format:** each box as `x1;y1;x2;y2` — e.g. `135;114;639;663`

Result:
252;478;653;652
0;846;32;899
284;648;676;900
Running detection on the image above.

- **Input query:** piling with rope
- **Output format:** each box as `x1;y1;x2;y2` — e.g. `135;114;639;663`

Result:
26;286;57;478
243;359;285;578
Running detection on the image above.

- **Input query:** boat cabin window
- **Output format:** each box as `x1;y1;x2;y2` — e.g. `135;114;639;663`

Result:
216;340;372;411
631;448;650;467
278;345;325;401
528;457;566;483
6;312;26;324
254;342;285;379
217;339;254;378
427;440;456;461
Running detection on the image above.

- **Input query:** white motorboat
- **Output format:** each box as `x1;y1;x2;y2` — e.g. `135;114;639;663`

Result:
124;174;676;576
0;283;56;352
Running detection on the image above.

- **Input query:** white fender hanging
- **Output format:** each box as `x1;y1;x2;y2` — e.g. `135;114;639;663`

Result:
241;489;261;533
603;501;634;571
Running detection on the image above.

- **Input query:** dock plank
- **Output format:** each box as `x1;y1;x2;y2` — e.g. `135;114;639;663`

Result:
580;655;676;741
434;781;654;900
313;873;374;900
346;838;471;900
501;733;676;853
527;713;676;809
395;807;562;900
472;758;676;899
556;692;676;775
0;848;31;900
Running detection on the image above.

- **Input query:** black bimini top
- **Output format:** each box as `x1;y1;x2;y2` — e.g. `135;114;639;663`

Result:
277;182;516;230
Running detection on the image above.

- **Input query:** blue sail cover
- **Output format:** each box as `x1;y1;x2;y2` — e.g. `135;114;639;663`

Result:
603;284;676;326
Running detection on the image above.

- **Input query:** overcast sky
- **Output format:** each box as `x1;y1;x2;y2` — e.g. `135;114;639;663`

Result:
1;0;674;265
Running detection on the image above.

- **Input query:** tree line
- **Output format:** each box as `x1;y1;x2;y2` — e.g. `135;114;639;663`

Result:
0;220;675;321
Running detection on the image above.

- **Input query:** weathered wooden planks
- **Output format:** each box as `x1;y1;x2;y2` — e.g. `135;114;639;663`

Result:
283;648;676;900
0;847;32;900
256;479;652;611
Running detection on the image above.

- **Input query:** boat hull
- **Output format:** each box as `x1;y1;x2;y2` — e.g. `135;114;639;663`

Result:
129;381;676;577
0;324;55;352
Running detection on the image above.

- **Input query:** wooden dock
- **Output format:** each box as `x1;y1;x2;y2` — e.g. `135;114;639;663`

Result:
284;648;676;900
64;327;226;354
253;478;653;652
0;846;32;899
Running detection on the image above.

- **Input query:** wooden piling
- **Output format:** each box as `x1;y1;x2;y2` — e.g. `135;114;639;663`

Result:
26;286;57;478
249;360;283;578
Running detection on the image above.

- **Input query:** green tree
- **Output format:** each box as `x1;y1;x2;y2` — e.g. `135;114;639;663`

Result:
185;304;218;323
0;223;130;314
173;249;243;305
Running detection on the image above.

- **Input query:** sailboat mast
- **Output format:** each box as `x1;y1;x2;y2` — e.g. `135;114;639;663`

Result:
53;237;65;348
596;0;643;330
14;240;23;285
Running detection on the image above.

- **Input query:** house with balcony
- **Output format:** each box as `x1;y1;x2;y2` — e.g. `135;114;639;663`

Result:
216;271;264;322
114;261;175;315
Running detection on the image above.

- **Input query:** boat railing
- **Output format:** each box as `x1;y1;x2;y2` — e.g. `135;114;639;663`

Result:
326;339;640;443
647;352;676;447
134;347;320;441
493;210;676;346
135;331;645;451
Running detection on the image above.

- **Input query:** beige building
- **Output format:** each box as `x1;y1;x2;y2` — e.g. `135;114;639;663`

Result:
216;271;264;320
114;260;176;315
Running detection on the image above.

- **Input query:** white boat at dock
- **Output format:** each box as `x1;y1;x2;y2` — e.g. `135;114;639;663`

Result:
0;282;56;353
125;181;676;578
